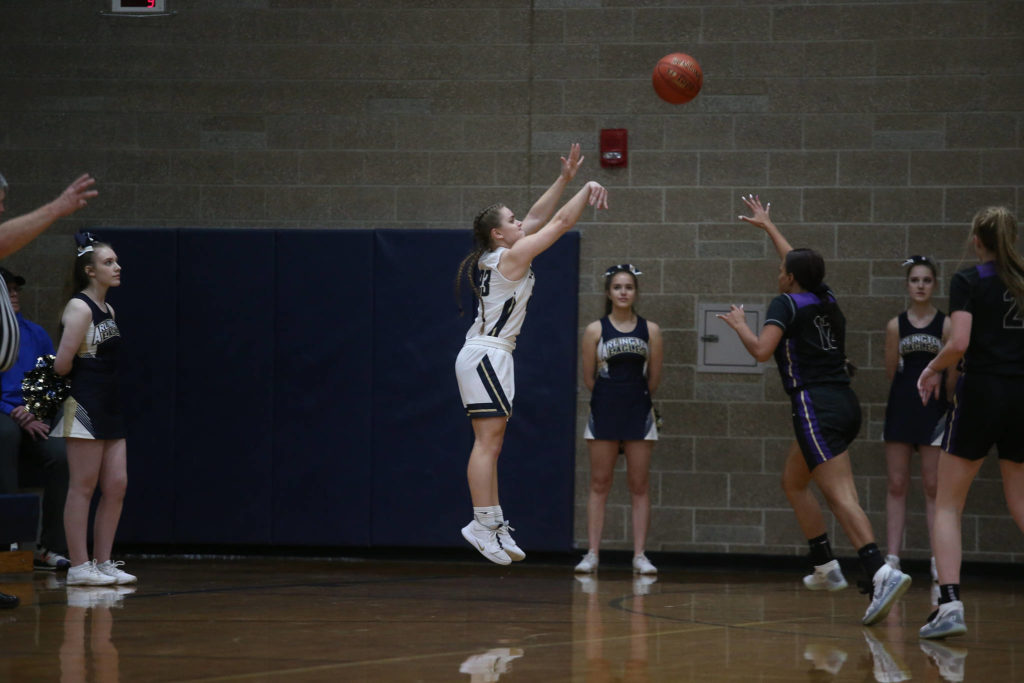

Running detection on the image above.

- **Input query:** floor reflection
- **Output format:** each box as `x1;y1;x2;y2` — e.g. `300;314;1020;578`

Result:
802;642;848;675
458;647;525;682
578;575;655;683
60;586;133;683
919;640;968;682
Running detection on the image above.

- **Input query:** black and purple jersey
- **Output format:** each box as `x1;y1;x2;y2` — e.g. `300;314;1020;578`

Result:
949;262;1024;376
765;287;850;394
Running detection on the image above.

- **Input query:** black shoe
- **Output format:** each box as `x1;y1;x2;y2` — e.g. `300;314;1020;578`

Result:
0;591;19;609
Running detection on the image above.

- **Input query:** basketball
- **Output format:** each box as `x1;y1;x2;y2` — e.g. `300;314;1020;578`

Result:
652;52;703;104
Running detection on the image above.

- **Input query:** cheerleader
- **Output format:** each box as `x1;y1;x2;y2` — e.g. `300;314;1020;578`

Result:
53;233;135;587
575;264;662;575
882;255;953;587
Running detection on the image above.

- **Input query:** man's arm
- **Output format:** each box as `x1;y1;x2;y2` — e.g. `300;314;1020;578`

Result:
0;174;97;258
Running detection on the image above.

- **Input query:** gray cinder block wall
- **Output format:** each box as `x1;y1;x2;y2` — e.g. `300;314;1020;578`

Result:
1;1;1021;561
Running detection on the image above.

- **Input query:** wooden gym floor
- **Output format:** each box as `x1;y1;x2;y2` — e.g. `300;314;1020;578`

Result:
0;555;1020;682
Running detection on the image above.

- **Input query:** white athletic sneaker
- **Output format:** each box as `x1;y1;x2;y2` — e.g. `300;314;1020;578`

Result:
96;560;137;584
66;560;117;586
632;553;657;575
885;554;901;570
803;559;848;591
495;521;525;561
574;551;598;573
862;563;912;626
461;521;511;565
863;629;912;682
919;600;967;639
919;639;968;681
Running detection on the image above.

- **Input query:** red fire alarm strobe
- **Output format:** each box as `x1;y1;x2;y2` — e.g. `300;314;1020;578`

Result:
600;129;627;168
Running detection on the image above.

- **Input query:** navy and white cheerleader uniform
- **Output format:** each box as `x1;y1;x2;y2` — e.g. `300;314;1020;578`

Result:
584;316;657;441
0;278;20;372
455;247;535;419
766;288;860;471
942;263;1024;463
51;294;124;439
884;311;947;445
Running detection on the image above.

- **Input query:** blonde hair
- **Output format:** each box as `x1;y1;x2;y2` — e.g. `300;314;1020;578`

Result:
971;206;1024;308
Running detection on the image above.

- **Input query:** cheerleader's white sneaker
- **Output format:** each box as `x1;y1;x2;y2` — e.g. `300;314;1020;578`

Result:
632;553;657;575
574;551;598;573
95;560;137;584
66;560;117;586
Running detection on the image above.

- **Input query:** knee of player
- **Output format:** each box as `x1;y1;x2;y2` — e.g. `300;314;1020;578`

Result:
589;474;614;495
101;474;128;499
887;475;910;497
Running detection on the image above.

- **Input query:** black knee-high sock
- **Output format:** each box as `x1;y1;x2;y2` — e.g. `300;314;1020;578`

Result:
857;543;884;578
808;533;834;566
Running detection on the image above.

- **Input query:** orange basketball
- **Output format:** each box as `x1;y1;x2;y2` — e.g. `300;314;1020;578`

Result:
652;52;703;104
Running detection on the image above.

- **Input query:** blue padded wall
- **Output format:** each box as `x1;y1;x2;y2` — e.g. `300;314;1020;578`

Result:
271;231;374;546
96;228;578;551
173;231;277;544
103;228;178;543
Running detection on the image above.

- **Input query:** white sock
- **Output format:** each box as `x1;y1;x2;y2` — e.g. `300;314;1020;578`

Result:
473;506;502;528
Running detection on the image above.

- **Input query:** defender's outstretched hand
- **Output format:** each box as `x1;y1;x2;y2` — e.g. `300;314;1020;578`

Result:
738;193;772;231
716;304;748;331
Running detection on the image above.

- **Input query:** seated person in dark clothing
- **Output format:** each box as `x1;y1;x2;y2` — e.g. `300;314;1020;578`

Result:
0;267;70;570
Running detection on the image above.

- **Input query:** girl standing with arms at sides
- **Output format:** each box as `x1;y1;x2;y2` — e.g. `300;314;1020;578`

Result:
917;207;1024;639
882;256;952;589
575;264;662;575
53;232;135;587
718;195;911;626
455;144;608;565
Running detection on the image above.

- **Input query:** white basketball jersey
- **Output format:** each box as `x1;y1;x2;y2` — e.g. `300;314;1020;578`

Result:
464;247;535;344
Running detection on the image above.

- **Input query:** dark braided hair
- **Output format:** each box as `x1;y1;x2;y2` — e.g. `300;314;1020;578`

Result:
454;203;504;329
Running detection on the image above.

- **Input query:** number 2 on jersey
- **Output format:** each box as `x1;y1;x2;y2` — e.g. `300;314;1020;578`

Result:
1004;289;1024;329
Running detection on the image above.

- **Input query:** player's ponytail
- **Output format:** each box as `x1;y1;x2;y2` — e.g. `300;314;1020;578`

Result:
972;206;1024;309
455;203;504;328
785;249;828;305
72;231;111;292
